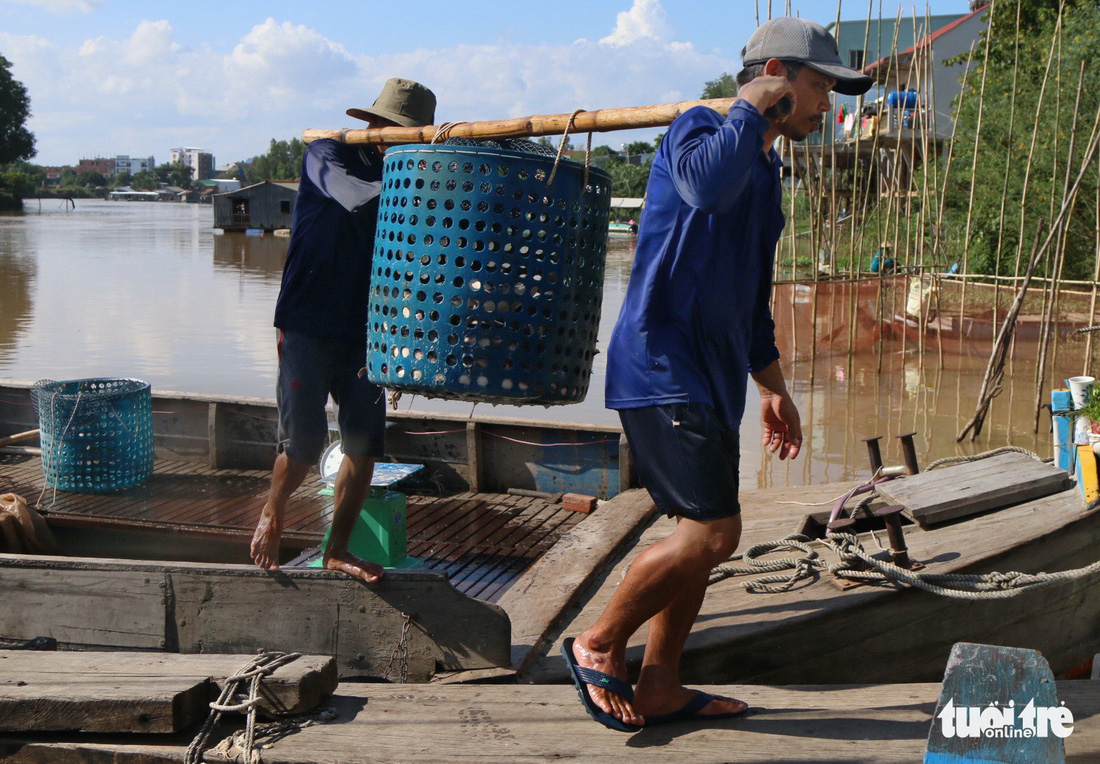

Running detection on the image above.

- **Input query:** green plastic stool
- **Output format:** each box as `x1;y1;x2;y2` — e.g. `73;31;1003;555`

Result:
308;486;421;569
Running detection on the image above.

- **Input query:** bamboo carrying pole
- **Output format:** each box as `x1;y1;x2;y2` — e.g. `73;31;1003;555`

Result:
302;98;737;146
0;429;39;449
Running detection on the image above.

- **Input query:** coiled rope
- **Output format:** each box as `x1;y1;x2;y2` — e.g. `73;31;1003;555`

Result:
185;650;301;764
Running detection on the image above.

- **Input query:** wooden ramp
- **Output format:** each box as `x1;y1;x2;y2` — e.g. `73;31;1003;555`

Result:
3;681;1099;762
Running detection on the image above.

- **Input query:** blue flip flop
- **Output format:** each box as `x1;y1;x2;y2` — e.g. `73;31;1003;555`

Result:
643;689;750;726
561;637;642;732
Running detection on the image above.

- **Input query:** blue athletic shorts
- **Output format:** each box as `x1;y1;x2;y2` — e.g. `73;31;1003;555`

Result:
618;403;740;521
275;329;386;465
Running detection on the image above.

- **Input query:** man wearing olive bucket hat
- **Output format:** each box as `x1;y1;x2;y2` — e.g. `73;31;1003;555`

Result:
251;78;437;584
562;18;872;730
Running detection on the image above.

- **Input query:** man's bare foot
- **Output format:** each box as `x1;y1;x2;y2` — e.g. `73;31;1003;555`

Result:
573;632;644;726
250;504;283;571
323;550;385;584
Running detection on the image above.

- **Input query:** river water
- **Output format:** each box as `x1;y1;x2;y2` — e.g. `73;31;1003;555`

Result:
0;199;1068;489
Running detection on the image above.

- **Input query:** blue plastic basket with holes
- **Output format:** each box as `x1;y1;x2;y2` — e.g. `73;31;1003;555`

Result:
366;144;613;405
30;378;154;493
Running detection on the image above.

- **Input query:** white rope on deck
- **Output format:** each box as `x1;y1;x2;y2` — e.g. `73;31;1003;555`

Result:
185;650;301;764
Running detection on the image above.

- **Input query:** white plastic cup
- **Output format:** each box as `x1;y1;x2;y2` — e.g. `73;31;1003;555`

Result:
1068;376;1095;409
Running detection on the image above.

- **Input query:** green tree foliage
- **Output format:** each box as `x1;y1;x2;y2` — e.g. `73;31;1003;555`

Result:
130;169;158;190
0;54;35;208
114;170;132;187
76;170;106;188
0;172;33;198
155;161;193;188
701;73;738;99
941;2;1100;279
243;138;305;184
623;140;655;157
0;54;35;165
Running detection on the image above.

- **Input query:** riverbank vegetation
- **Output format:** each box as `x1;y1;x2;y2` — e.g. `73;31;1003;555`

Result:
0;54;35;210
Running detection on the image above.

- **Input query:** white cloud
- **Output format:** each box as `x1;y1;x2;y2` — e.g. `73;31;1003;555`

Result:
4;8;736;166
599;0;673;47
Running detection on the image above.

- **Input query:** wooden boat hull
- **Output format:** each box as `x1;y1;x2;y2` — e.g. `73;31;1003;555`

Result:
0;552;511;681
0;380;633;499
0;380;625;682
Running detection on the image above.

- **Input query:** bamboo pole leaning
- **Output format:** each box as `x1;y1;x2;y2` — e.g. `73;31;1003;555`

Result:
992;0;1023;336
303;98;737;146
1032;60;1089;432
958;104;1100;442
960;14;994;337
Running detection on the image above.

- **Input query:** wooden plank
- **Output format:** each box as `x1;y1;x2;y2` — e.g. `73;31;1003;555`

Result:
0;652;336;732
500;488;658;674
0;565;166;649
875;453;1073;526
0;671;208;734
926;643;1066;764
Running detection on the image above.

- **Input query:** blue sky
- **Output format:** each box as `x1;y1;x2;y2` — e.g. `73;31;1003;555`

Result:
1;0;972;167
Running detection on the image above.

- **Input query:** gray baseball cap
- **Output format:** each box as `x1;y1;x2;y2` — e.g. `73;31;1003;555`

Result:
742;17;873;96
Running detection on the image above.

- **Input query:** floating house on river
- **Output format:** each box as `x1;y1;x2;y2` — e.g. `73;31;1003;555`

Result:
212;180;298;232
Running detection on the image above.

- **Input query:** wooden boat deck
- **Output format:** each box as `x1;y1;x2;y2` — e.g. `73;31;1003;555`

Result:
518;468;1100;686
0;451;585;603
5;680;1100;762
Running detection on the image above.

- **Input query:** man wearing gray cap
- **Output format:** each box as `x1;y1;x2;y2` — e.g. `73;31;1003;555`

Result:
562;18;871;730
251;78;436;584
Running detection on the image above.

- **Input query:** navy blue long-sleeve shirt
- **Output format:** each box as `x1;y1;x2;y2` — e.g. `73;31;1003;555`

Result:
605;101;785;431
274;139;384;345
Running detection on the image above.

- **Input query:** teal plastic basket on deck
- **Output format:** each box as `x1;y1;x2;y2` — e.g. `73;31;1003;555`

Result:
366;144;613;405
31;378;154;493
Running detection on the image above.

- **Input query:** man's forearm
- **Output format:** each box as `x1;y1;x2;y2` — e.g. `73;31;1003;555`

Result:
750;359;790;399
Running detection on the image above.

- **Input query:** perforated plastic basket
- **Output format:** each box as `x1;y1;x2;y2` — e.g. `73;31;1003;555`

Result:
31;378;154;493
366;145;612;405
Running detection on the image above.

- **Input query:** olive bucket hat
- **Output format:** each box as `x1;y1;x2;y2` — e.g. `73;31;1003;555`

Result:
347;78;437;127
742;17;873;96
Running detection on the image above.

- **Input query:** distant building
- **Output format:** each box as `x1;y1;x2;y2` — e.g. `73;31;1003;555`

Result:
108;187;162;201
170;147;215;181
816;10;974;144
212;180;298;231
863;3;991;139
77;158;114;176
39;166;67;184
115;155;155;175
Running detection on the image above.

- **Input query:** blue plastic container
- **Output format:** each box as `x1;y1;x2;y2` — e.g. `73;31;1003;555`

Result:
366;144;613;405
31;378;154;493
887;90;918;108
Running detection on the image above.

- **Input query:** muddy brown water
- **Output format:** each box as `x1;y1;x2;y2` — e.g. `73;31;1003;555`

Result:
0;200;1077;490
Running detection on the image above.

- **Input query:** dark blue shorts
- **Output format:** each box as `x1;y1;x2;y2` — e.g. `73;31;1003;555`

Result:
619;403;740;521
276;329;386;465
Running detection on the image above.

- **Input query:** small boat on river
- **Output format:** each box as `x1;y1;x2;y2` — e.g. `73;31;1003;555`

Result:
2;379;1100;689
